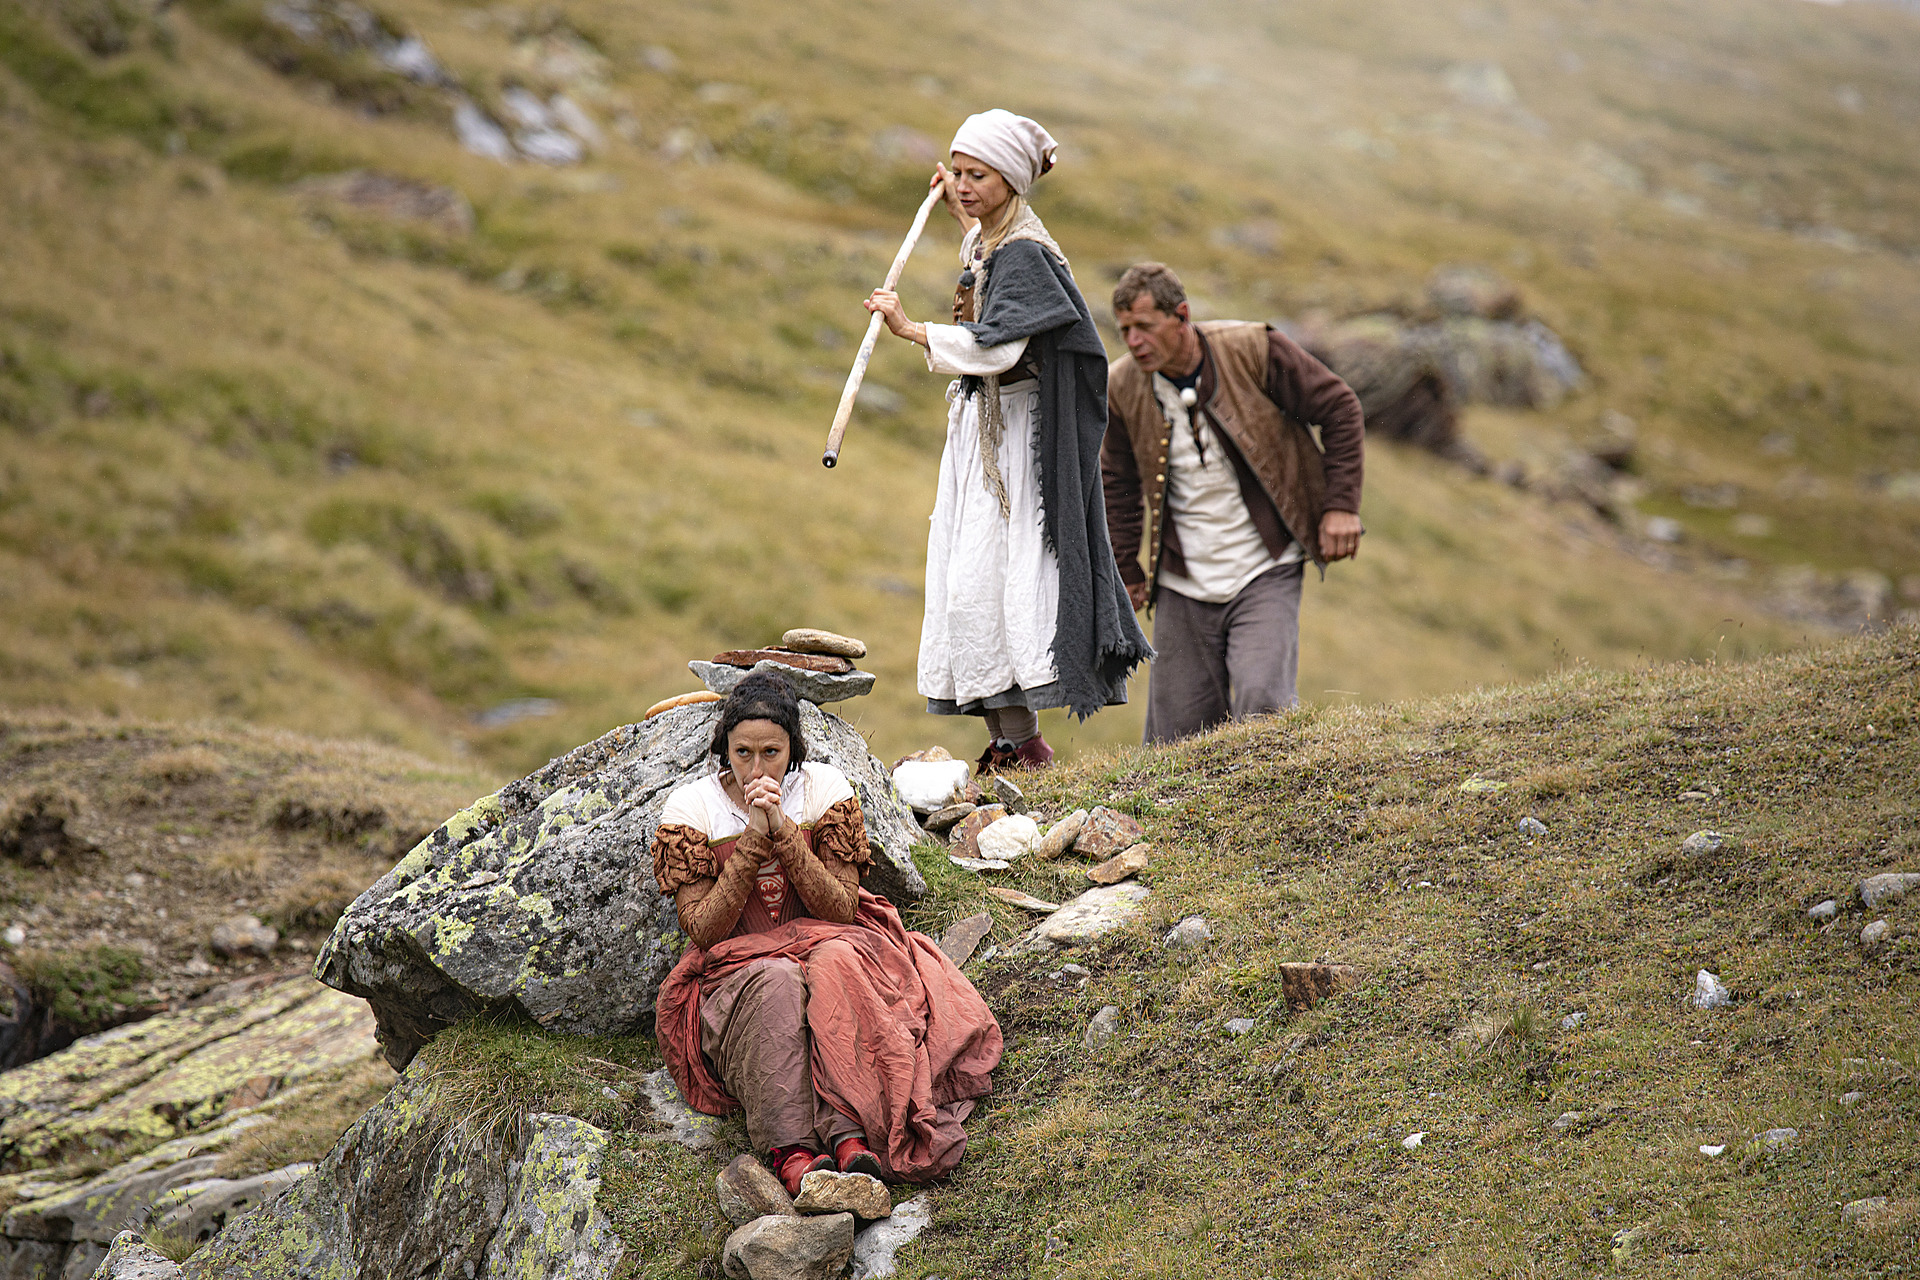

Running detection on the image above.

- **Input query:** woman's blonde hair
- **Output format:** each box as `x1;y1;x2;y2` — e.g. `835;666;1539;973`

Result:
977;192;1027;258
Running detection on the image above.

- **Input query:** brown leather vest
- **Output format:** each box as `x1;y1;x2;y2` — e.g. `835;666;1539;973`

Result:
1108;320;1328;582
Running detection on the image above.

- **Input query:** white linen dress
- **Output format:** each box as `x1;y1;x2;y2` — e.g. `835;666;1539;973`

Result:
915;325;1061;710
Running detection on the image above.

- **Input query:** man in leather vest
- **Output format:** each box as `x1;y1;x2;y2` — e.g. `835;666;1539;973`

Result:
1101;262;1366;742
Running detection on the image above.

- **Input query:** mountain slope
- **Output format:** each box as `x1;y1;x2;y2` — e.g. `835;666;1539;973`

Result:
2;0;1913;773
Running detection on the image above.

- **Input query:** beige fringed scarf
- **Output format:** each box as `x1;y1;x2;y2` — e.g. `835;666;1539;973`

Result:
960;208;1072;519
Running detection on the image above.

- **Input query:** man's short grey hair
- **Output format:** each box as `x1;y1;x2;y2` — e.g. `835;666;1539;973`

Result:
1112;263;1187;317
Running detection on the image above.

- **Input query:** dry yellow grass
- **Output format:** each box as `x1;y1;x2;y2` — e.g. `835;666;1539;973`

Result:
0;0;1913;776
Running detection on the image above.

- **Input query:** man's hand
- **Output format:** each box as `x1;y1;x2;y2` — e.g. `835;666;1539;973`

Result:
1319;510;1364;561
1126;580;1150;612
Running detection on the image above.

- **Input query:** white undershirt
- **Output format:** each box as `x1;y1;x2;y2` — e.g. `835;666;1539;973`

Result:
1152;372;1301;604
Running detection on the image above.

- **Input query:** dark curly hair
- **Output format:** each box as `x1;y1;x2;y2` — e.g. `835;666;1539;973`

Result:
708;671;808;773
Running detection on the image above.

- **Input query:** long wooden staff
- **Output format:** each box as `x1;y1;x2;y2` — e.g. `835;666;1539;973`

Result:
822;185;945;468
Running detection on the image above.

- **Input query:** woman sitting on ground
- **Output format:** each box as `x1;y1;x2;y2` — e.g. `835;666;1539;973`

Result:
650;673;1003;1194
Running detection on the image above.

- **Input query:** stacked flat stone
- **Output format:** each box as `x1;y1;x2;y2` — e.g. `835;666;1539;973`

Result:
695;628;876;705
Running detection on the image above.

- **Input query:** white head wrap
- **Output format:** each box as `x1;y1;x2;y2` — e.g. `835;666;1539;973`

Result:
948;110;1058;195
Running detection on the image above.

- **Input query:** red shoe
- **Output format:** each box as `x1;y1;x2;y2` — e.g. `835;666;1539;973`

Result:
772;1145;835;1197
1011;733;1054;769
834;1134;886;1181
975;740;1018;776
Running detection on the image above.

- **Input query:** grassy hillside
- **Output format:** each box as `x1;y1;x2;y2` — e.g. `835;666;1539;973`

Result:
395;624;1916;1278
1;0;1915;774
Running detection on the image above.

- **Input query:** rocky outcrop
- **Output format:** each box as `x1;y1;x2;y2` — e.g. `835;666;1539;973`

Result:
96;1232;185;1279
317;699;923;1070
0;977;375;1170
183;1073;624;1278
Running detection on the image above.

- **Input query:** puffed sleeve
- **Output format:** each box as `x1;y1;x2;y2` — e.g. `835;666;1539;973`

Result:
651;823;716;896
809;796;871;873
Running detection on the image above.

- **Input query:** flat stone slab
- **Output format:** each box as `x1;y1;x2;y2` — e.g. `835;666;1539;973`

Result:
938;913;994;966
0;977;374;1169
1019;884;1149;950
1087;843;1149;885
692;659;875;705
794;1170;890;1221
1072;808;1144;861
711;650;855;675
984;887;1059;913
782;629;867;659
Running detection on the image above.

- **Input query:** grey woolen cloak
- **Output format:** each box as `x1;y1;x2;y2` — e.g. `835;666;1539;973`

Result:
957;238;1153;720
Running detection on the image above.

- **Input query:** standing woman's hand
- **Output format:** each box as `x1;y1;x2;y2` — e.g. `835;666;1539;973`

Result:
865;289;928;347
931;163;973;232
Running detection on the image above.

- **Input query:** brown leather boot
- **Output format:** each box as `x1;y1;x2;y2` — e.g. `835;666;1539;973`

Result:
1011;733;1054;769
975;739;1018;775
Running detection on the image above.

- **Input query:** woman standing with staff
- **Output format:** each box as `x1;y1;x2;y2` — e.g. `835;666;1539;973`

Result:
865;110;1150;771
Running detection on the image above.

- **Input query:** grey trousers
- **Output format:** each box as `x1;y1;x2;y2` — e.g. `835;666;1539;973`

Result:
1143;562;1303;744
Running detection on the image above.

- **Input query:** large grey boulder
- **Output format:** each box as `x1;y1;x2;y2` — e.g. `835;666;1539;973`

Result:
183;1074;624;1278
317;700;924;1068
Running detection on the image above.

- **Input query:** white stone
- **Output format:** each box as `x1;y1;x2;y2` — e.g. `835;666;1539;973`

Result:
1681;830;1728;855
1692;970;1731;1009
850;1195;931;1279
453;99;514;162
1753;1127;1797;1150
1225;1018;1257;1037
1518;816;1548;836
974;815;1041;863
1401;1132;1425;1149
1020;885;1149;950
1550;1111;1582;1130
1699;1144;1726;1157
1861;919;1890;950
1083;1006;1120;1049
1840;1091;1865;1107
1560;1012;1587;1031
1808;899;1838;922
1843;1196;1891;1226
891;760;972;813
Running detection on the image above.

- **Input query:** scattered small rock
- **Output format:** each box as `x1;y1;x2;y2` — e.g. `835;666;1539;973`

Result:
1087;843;1150;885
210;915;279;959
1401;1132;1425;1149
921;803;974;835
1858;872;1920;909
849;1194;931;1279
1074;807;1146;861
1162;916;1213;950
985;775;1027;815
1225;1017;1257;1037
1681;830;1728;855
1860;919;1890;951
1842;1196;1891;1227
1691;970;1731;1009
1678;789;1711;801
1035;810;1088;860
891;746;953;768
1518;816;1548;836
794;1171;891;1222
1083;1005;1120;1049
295;169;475;236
1;925;22;947
1457;777;1507;794
1017;884;1149;950
975;815;1041;863
781;628;867;659
948;806;1008;858
947;853;1010;872
1550;1111;1582;1130
1750;1127;1797;1152
938;913;993;967
1699;1144;1726;1157
722;1211;856;1280
1560;1012;1587;1031
1840;1090;1865;1107
1808;899;1839;923
982;886;1059;913
716;1154;795;1227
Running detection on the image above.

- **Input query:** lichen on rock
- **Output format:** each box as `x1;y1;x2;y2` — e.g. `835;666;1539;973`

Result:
317;700;924;1070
